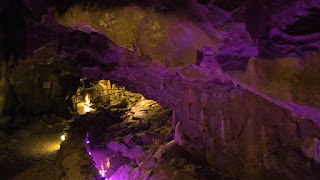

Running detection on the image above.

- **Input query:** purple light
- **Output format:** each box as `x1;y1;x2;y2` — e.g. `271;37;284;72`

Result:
87;140;90;144
86;145;111;179
99;169;107;178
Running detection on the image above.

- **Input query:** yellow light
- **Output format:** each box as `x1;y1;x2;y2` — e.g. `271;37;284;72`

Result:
106;158;111;169
61;134;66;141
85;94;91;106
83;94;92;113
84;94;92;113
84;104;91;113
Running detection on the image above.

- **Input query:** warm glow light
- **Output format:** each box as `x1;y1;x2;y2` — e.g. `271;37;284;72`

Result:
85;94;91;106
61;134;66;141
84;94;92;113
87;145;110;180
84;105;91;113
47;143;61;153
106;158;111;169
99;159;111;179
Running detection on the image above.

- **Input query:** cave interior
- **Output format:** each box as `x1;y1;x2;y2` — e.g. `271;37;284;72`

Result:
1;0;320;179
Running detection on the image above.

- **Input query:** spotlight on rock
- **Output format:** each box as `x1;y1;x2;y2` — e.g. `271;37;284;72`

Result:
61;134;66;141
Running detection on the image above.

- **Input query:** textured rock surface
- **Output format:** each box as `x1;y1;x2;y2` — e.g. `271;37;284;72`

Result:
60;85;215;179
0;14;109;118
97;92;216;179
227;53;320;109
1;0;320;179
55;122;100;180
10;46;81;116
83;51;320;179
246;0;320;58
0;63;14;116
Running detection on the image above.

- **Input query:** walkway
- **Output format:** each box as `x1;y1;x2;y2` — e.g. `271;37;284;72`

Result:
0;119;64;180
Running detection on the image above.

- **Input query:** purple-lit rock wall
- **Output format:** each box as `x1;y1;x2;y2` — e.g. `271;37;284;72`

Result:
84;56;320;179
246;0;320;58
1;0;320;179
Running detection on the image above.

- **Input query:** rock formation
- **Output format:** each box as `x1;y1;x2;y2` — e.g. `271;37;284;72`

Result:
0;0;320;179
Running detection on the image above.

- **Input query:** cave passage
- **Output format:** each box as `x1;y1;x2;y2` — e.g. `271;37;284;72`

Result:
72;79;127;115
60;78;177;179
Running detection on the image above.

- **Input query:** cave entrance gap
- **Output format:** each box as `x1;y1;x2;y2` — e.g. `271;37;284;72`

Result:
67;78;173;179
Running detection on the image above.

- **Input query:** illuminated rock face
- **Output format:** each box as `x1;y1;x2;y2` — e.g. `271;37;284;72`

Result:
3;17;317;178
55;4;218;67
84;60;320;178
227;54;320;109
81;34;320;178
1;0;320;179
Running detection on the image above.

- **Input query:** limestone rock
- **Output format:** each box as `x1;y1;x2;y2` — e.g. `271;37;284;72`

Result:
109;165;136;180
56;129;100;180
246;0;320;58
125;145;143;159
216;54;249;71
153;140;189;164
4;2;319;179
124;133;141;148
228;53;320;108
9;46;81;117
108;141;129;154
140;131;155;144
111;98;128;108
85;61;320;178
147;164;195;180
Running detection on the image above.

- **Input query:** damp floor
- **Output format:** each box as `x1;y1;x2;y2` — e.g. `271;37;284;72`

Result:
0;119;65;180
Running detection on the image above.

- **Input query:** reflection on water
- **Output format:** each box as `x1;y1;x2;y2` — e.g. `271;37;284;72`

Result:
85;133;110;179
85;132;132;179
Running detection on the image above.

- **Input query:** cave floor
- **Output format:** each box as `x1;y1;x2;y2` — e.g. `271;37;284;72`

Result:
0;118;65;180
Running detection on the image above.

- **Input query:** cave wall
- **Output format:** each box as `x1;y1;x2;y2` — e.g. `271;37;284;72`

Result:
0;63;14;117
52;0;320;110
226;53;320;109
55;4;218;66
0;48;81;119
9;47;81;116
0;0;319;63
83;55;320;179
170;77;320;179
0;9;110;118
246;0;320;58
0;0;320;178
54;0;320;62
